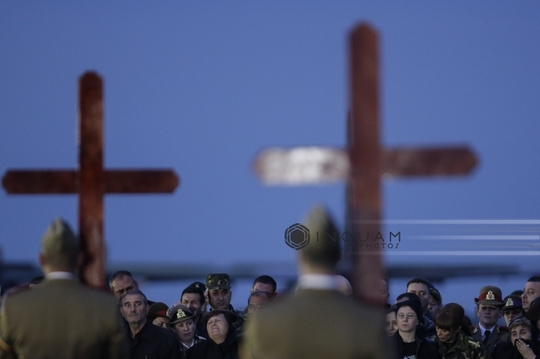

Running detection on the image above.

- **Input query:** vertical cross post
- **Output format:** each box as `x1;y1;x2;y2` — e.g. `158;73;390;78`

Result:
347;24;384;305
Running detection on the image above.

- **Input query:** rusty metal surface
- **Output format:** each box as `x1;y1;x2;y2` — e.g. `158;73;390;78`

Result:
104;170;179;193
2;170;76;193
78;72;105;288
382;146;478;177
347;23;386;306
2;169;179;194
2;71;180;289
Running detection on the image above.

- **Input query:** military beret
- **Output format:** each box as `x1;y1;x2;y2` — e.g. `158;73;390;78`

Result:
147;302;169;320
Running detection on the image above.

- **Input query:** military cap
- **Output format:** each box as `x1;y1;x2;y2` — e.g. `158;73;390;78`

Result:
474;285;504;306
502;294;522;311
166;304;194;325
41;218;78;255
206;273;231;290
147;302;169;320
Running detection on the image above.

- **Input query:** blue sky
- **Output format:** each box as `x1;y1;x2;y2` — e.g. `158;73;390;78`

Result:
1;2;540;306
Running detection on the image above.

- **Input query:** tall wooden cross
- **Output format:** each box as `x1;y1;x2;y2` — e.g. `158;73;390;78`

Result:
253;23;477;305
2;72;179;289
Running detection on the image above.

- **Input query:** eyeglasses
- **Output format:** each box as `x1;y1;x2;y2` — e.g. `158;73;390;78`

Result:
397;313;417;320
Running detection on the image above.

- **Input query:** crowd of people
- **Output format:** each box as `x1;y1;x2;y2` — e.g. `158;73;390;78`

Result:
384;276;540;359
0;213;539;359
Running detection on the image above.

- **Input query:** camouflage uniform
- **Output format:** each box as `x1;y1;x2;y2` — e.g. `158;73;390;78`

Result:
437;331;491;359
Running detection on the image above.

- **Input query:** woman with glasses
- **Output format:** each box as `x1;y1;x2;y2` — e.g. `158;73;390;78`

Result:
392;299;437;359
435;303;489;359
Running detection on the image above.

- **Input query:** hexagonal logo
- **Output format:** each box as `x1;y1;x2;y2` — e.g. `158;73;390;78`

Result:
284;223;310;250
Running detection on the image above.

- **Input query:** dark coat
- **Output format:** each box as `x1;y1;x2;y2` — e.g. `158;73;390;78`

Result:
127;320;181;359
492;340;540;359
392;332;438;359
186;329;239;359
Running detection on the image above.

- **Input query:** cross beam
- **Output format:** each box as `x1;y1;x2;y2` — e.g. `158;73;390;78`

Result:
2;72;179;288
252;23;478;306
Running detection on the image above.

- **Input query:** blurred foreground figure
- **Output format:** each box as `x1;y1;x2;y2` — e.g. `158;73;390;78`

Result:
240;205;392;359
0;218;127;359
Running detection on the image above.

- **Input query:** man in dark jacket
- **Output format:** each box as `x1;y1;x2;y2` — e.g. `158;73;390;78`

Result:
120;289;181;359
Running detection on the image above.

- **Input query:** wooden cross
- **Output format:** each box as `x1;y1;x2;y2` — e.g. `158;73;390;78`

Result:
2;72;179;289
253;23;477;305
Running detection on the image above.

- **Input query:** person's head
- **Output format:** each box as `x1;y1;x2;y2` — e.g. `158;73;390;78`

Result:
181;286;205;318
120;289;149;327
522;276;540;312
386;306;398;336
435;303;465;343
38;218;79;274
406;278;431;313
206;273;232;310
502;294;524;326
474;286;504;329
251;275;277;299
297;206;341;275
147;302;170;329
246;291;270;315
428;287;443;318
202;310;237;344
167;304;196;345
109;270;139;300
396;300;422;334
526;297;540;331
395;292;422;307
509;317;532;346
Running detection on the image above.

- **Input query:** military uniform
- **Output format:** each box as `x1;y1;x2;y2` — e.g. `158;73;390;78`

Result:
472;285;509;355
437;331;490;359
471;325;509;354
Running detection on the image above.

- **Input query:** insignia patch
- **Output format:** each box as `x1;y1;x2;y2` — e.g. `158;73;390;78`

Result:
506;298;514;306
486;290;495;300
177;309;186;319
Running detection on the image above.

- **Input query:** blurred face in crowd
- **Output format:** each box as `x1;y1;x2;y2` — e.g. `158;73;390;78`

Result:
121;293;148;326
428;295;442;317
252;282;275;298
385;311;397;336
207;313;229;344
436;326;459;344
396;306;419;334
522;282;540;312
208;289;231;310
173;319;195;344
182;293;203;316
152;317;168;329
247;293;270;315
407;282;429;312
511;324;532;345
476;305;502;328
111;275;138;299
503;308;523;326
